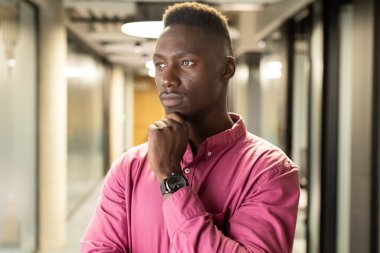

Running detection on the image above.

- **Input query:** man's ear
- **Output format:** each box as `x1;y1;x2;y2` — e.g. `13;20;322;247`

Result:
222;56;236;80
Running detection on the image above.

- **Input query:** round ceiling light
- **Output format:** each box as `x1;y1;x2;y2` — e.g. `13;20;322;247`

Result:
121;21;164;39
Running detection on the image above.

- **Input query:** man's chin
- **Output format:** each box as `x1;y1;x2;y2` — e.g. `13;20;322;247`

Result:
164;107;178;114
164;107;187;119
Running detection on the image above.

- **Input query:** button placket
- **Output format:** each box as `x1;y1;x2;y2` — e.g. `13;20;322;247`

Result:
182;165;195;186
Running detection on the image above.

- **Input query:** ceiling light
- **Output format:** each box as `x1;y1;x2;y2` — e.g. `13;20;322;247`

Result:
145;60;155;70
219;3;263;12
7;59;16;68
148;68;155;78
65;66;97;81
121;21;163;39
258;40;267;48
262;61;282;79
145;60;156;78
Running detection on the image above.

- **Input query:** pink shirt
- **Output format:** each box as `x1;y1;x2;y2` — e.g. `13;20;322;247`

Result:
81;114;300;253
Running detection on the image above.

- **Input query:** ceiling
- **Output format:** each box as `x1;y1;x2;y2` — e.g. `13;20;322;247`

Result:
64;0;283;74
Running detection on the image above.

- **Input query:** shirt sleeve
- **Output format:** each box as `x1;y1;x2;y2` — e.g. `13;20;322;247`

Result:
80;156;129;253
162;160;300;253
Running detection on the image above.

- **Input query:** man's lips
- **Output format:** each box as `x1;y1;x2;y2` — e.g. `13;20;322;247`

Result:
160;93;184;107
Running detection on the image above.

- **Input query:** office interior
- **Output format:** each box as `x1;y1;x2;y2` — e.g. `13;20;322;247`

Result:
0;0;379;252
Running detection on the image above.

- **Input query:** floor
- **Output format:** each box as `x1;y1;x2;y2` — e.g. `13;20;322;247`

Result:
48;183;102;253
51;183;308;253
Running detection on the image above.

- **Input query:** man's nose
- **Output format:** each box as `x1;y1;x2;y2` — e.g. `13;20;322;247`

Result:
160;65;180;88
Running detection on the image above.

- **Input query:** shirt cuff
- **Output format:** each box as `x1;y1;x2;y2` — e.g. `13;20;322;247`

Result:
162;186;206;237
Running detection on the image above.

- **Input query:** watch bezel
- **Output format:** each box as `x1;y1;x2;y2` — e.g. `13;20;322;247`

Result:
160;173;188;195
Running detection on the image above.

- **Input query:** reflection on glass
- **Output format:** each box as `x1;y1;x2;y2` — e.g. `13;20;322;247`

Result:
291;12;311;253
337;5;353;253
0;0;37;251
67;40;107;215
259;31;286;149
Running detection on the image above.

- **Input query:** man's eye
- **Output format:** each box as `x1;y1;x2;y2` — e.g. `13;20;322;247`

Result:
155;62;166;69
181;60;194;66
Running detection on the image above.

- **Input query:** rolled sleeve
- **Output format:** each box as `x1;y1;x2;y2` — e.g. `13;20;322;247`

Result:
163;187;207;237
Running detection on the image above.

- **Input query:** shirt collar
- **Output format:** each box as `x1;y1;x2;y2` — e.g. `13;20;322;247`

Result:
182;113;247;163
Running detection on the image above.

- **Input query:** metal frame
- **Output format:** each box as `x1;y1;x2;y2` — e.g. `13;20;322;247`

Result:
372;0;380;250
320;0;341;251
350;0;375;252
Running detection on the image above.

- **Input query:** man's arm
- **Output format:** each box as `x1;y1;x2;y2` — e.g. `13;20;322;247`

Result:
163;161;300;253
80;156;129;253
148;113;300;252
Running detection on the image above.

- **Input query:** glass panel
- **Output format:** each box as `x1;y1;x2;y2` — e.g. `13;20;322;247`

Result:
67;41;107;215
259;31;286;149
0;0;37;251
227;53;261;135
292;12;311;253
308;2;323;252
336;5;353;253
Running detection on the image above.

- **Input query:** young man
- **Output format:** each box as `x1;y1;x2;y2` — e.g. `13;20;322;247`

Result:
81;2;300;253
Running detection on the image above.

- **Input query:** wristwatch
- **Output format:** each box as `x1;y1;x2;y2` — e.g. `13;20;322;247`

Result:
160;173;188;195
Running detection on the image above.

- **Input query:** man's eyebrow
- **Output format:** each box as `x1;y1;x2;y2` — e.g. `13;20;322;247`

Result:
153;53;164;59
153;51;197;59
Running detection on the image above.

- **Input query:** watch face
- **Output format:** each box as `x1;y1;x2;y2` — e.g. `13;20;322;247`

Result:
166;174;187;191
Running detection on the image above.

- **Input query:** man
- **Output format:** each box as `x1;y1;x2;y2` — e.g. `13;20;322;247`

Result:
81;2;300;253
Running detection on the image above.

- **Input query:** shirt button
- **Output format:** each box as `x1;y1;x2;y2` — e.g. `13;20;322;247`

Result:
184;168;190;174
207;151;212;156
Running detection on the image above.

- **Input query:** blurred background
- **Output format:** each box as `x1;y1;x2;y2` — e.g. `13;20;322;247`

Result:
0;0;379;252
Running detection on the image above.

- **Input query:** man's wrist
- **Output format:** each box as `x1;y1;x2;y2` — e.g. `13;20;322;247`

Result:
159;173;188;196
155;164;183;182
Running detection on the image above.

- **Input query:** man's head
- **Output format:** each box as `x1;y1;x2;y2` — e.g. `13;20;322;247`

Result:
162;2;233;56
153;2;236;120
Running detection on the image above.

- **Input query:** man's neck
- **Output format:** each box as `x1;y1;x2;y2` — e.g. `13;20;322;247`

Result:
187;112;234;150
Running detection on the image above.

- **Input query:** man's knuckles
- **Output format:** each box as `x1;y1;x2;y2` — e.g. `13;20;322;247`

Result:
163;112;185;124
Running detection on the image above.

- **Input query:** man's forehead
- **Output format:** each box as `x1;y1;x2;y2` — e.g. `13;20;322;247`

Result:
154;24;228;57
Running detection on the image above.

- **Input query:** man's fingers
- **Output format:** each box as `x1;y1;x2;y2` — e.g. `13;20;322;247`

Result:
164;112;185;124
153;120;168;129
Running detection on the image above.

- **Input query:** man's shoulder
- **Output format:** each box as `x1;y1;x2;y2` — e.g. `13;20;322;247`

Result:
112;142;149;169
125;142;149;157
243;132;283;152
235;133;298;188
242;132;296;168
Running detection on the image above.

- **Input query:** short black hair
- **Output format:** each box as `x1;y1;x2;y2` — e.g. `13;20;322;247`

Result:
163;2;233;54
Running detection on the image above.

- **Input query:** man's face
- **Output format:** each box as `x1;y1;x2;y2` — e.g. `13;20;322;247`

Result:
153;24;229;120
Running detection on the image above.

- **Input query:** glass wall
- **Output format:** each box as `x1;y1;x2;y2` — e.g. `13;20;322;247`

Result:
228;53;261;135
67;39;108;216
291;11;311;253
308;2;323;252
0;1;37;252
337;4;353;253
259;31;287;150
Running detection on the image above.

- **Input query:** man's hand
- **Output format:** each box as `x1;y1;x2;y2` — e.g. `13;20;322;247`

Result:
148;113;189;182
